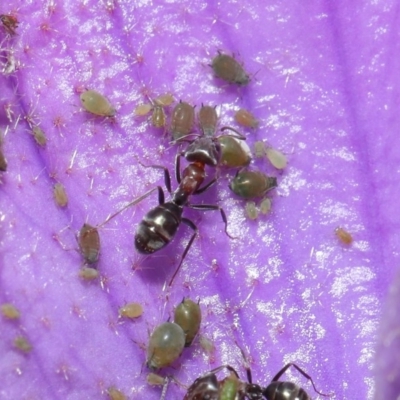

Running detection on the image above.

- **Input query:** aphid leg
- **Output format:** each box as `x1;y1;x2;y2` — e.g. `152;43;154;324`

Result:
188;204;236;240
168;218;198;286
99;186;165;227
206;365;241;379
271;363;331;397
159;376;170;400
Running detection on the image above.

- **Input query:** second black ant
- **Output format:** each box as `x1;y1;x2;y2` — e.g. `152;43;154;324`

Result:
158;362;330;400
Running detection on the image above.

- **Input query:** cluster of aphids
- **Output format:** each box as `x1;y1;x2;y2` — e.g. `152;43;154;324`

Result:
133;55;286;222
135;296;328;400
0;13;19;170
74;52;332;400
0;16;335;400
71;52;286;289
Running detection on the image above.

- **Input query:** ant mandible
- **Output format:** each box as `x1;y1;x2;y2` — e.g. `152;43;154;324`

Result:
104;132;234;286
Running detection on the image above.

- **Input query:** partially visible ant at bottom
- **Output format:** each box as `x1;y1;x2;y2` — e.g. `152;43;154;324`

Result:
156;362;331;400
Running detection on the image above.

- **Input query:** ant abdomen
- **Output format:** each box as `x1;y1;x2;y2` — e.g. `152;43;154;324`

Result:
135;203;182;254
264;381;310;400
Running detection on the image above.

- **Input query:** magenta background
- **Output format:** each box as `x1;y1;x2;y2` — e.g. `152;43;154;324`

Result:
0;1;399;399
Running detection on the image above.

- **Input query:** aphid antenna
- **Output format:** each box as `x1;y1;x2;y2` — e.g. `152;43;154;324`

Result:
30;166;47;184
67;149;78;172
24;97;41;129
238;283;256;310
137;75;154;98
37;16;70;37
13;113;21;129
2;124;9;139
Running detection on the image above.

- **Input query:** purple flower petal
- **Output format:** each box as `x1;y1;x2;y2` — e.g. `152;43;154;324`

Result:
0;1;396;399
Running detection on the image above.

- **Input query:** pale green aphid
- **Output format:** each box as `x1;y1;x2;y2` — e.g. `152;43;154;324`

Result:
32;126;47;147
220;375;239;400
1;303;20;319
260;198;272;214
245;201;258;220
80;89;116;117
266;147;287;169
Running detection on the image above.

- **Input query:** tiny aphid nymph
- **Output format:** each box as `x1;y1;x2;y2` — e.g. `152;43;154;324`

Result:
107;386;127;400
78;223;101;265
80;89;116;117
245;201;258;220
0;14;19;36
119;302;143;319
335;227;353;245
266;147;287;170
14;336;32;353
1;303;20;319
53;183;68;207
32;126;47;147
78;267;99;280
235;109;259;129
211;52;250;86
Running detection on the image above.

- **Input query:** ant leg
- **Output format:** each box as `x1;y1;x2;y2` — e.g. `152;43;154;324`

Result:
137;160;173;193
168;217;198;286
220;126;246;140
98;186;165;227
205;365;240;379
271;363;330;397
188;204;235;240
194;178;217;195
175;153;183;184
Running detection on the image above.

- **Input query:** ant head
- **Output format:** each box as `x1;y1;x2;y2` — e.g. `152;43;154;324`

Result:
184;136;221;167
245;383;264;399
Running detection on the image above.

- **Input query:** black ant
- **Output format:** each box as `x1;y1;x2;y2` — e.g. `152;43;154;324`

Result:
159;362;329;400
103;132;234;286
